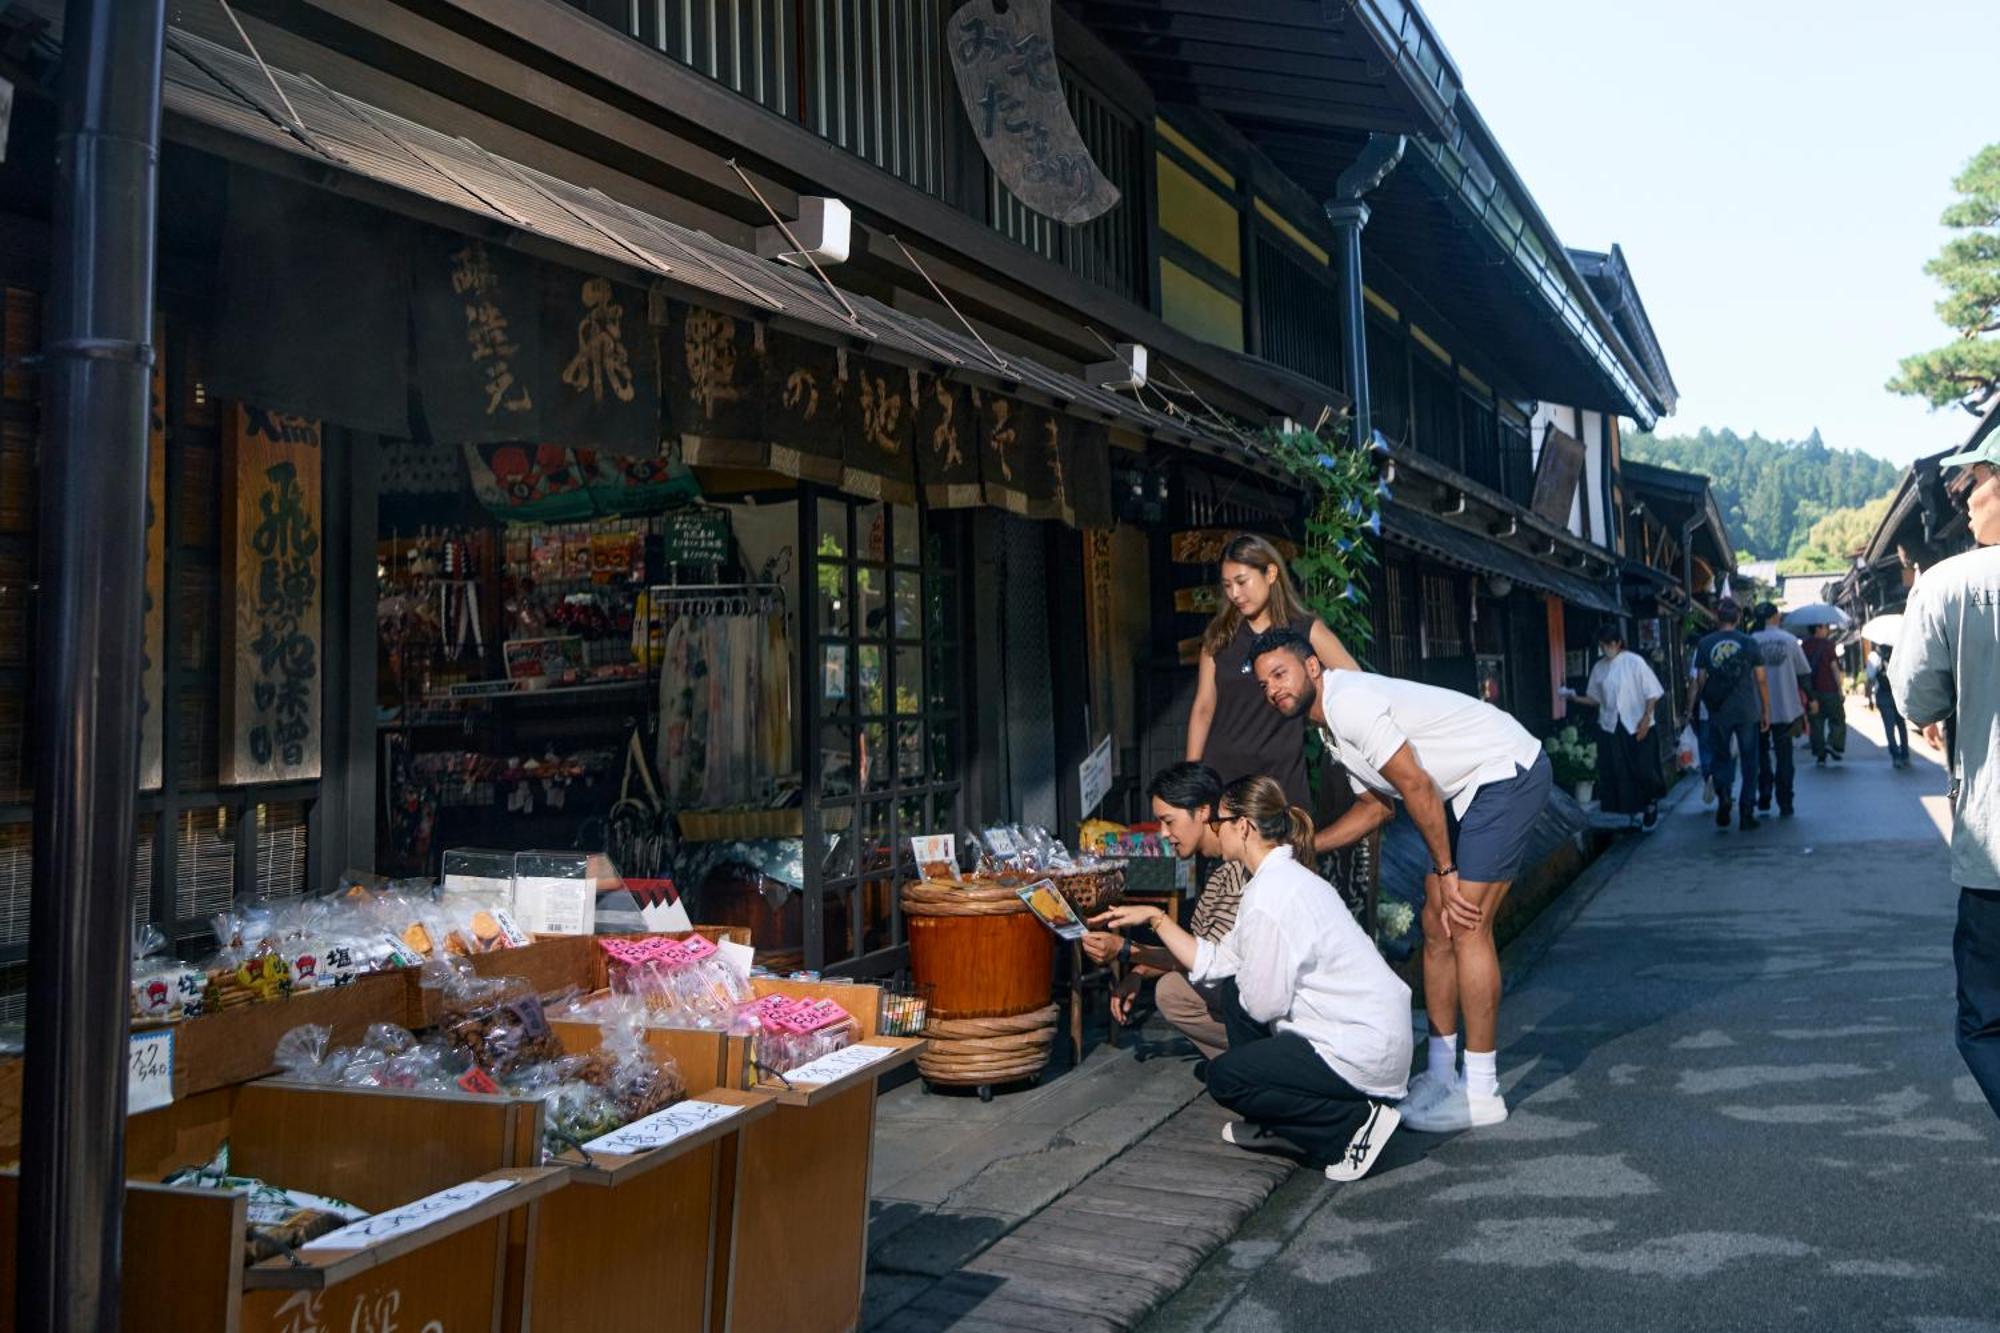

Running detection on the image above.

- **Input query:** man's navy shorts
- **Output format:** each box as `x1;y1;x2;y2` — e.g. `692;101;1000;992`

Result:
1452;752;1554;883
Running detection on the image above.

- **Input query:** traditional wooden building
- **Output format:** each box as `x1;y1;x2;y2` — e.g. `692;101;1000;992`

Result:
0;0;1677;992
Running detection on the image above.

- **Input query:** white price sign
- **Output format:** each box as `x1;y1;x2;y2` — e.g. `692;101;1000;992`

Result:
581;1098;747;1155
128;1029;174;1114
782;1043;898;1086
1079;734;1114;820
301;1178;514;1253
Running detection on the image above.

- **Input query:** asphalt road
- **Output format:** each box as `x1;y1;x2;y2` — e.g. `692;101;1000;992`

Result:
1147;704;1997;1333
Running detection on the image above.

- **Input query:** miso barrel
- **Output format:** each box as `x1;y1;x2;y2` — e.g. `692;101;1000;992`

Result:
901;881;1052;1019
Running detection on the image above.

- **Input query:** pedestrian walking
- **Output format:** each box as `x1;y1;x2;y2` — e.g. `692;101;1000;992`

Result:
1751;601;1812;817
1888;440;2000;1120
1091;776;1414;1182
1565;623;1665;830
1082;762;1246;1060
1690;660;1717;805
1875;645;1911;769
1803;622;1847;763
1248;627;1553;1133
1688;598;1772;831
1185;533;1359;815
1865;647;1882;712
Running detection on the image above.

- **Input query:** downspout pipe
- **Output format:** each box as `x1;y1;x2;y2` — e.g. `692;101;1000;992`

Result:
19;2;167;1330
1324;133;1404;448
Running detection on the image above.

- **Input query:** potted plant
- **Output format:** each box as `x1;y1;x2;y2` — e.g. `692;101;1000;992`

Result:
1545;726;1599;805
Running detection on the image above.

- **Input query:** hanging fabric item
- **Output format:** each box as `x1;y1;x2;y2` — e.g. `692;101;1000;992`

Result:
410;228;542;445
539;266;661;457
655;590;793;810
838;351;918;505
667;302;766;468
1063;420;1116;530
213;168;413;438
461;443;595;523
977;390;1055;518
915;374;982;509
762;329;845;484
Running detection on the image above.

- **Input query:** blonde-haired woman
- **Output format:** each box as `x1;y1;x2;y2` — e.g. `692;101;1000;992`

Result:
1092;776;1412;1182
1186;534;1359;813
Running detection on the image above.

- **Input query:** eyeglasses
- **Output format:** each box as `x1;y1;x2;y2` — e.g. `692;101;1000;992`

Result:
1207;814;1246;830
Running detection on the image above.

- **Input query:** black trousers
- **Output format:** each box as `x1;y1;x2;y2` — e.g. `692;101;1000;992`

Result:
1205;982;1373;1161
1954;889;2000;1121
1757;724;1796;812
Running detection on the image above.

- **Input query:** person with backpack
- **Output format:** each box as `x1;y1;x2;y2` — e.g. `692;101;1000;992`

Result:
1687;598;1772;831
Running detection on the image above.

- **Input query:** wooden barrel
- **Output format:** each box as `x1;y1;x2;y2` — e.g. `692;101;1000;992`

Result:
901;881;1053;1020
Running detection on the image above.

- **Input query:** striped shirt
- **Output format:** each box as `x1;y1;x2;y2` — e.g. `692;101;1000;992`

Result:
1188;859;1248;942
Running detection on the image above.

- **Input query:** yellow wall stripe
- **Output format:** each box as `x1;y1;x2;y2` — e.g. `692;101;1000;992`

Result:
1253;198;1329;265
1154;117;1235;189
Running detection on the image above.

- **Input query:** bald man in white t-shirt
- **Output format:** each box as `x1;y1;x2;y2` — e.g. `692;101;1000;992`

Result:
1251;626;1553;1134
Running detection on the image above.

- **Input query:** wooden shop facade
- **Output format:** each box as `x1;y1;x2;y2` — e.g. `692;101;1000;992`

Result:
0;0;1682;997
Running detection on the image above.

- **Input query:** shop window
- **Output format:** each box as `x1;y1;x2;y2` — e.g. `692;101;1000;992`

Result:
1421;571;1467;659
807;493;961;972
1381;561;1417;679
255;801;309;902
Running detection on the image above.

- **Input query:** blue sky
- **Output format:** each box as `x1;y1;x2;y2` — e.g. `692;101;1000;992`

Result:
1421;0;1992;466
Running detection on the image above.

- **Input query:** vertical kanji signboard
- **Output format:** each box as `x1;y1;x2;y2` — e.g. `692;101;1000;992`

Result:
221;405;323;784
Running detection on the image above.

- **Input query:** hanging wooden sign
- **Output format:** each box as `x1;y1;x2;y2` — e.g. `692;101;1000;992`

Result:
946;0;1120;225
221;406;323;784
1531;426;1586;526
139;321;167;791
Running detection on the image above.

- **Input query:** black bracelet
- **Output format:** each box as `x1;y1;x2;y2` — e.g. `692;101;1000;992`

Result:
1433;864;1457;877
1117;937;1134;965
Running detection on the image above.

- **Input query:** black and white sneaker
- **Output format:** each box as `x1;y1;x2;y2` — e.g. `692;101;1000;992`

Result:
1221;1121;1303;1156
1326;1103;1401;1182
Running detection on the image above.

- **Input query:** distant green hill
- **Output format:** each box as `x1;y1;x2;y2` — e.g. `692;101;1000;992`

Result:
1623;427;1901;561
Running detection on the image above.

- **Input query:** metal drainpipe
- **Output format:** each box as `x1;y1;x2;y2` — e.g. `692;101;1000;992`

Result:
1682;515;1702;606
19;2;167;1330
1324;133;1404;446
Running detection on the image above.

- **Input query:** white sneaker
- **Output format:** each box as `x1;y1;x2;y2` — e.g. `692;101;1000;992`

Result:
1401;1084;1508;1133
1701;775;1715;805
1401;1070;1460;1112
1221;1121;1303;1156
1326;1103;1401;1182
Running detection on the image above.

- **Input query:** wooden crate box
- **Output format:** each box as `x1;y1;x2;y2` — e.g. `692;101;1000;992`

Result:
0;1081;559;1332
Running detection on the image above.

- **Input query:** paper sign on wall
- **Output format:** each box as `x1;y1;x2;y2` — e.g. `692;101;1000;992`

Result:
1079;734;1114;820
128;1029;174;1114
300;1179;515;1253
782;1043;899;1086
582;1098;748;1155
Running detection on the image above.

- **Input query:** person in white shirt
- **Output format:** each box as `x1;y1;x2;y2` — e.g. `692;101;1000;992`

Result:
1247;626;1552;1134
1888;436;2000;1118
1092;775;1413;1182
1565;623;1666;829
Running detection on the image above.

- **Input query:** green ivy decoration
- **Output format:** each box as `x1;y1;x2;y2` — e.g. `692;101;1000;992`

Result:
1262;424;1383;656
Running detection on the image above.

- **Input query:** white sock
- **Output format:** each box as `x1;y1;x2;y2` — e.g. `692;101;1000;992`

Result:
1426;1031;1460;1085
1464;1049;1499;1099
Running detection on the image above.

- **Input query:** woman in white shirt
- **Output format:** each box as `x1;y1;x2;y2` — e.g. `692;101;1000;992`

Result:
1092;776;1413;1182
1567;623;1666;828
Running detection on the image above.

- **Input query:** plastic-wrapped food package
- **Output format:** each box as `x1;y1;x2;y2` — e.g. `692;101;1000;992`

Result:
741;994;856;1077
440;972;566;1079
130;924;206;1022
162;1144;369;1264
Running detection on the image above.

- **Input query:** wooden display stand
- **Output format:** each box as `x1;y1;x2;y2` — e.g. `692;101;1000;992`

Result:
717;978;926;1333
526;1019;776;1333
0;1081;561;1332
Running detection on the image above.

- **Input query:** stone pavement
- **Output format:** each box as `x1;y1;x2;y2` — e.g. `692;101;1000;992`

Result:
1144;703;1998;1333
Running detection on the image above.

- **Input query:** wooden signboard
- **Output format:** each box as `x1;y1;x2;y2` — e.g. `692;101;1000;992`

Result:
221;405;323;784
139;321;166;790
1531;426;1586;527
946;0;1120;225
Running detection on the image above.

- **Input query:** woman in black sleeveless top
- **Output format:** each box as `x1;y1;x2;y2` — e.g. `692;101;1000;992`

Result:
1186;533;1360;813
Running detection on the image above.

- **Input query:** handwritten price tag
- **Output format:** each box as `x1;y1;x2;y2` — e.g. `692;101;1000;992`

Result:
128;1029;174;1114
781;1043;898;1086
300;1178;514;1253
581;1098;748;1155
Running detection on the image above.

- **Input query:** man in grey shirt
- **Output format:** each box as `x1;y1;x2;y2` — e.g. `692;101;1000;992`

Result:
1751;602;1812;818
1889;434;2000;1119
